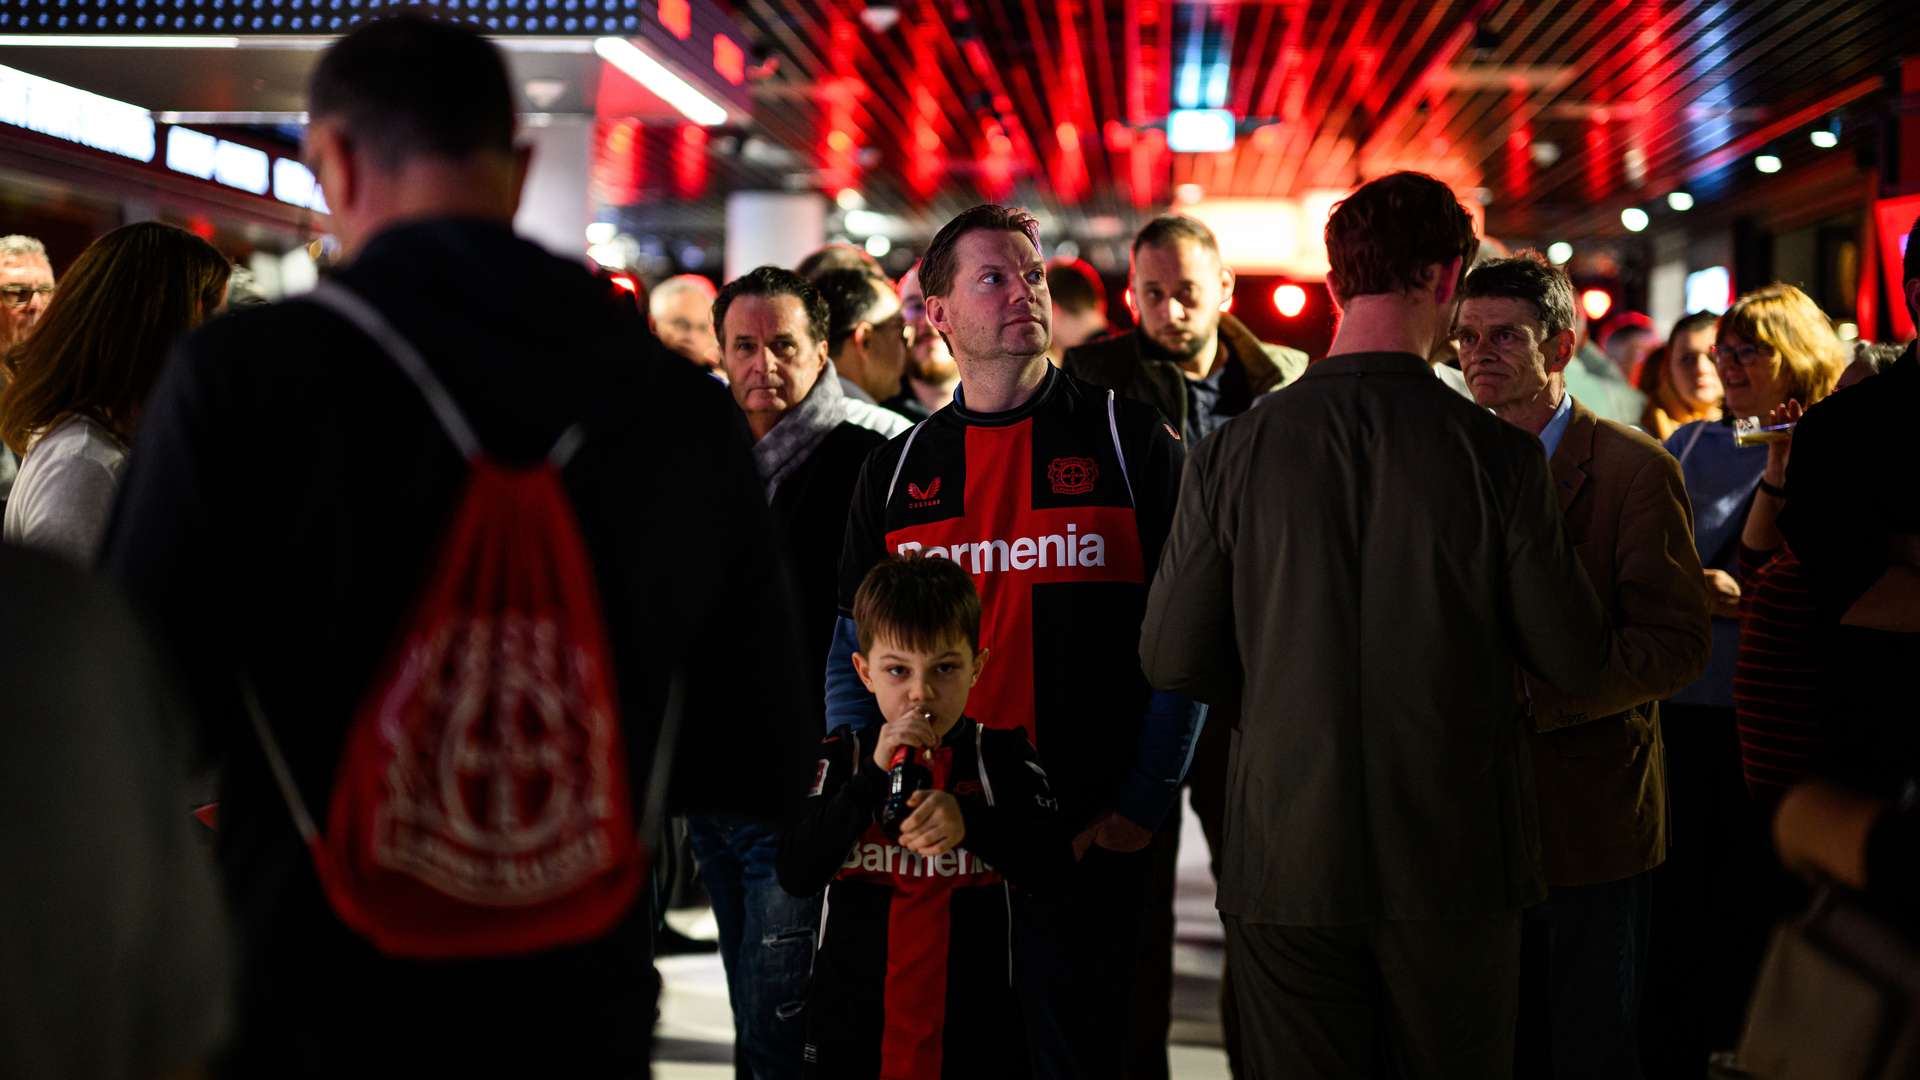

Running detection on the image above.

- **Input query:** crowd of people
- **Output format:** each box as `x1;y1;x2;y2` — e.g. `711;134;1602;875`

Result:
3;14;1917;1080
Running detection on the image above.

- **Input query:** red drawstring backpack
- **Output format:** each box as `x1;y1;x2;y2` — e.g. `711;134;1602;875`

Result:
245;280;648;958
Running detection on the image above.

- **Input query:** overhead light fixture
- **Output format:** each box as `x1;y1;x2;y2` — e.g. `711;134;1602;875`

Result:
1166;109;1236;154
585;222;619;246
1546;241;1574;266
593;37;728;127
0;35;242;48
1272;283;1307;318
1581;288;1614;322
864;235;892;258
835;189;865;211
1620;207;1650;232
1174;182;1205;205
1811;129;1839;149
844;209;888;236
1667;192;1695;211
1755;154;1783;174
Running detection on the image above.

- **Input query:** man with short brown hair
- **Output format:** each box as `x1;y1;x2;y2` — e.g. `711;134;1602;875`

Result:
1143;172;1613;1079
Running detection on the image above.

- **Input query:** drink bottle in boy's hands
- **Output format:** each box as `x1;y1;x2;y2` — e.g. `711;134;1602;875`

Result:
881;707;935;839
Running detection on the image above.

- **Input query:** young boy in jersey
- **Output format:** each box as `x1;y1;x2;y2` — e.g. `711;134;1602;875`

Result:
778;555;1068;1079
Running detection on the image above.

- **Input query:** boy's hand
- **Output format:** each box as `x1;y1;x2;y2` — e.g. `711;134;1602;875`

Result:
872;707;938;772
898;790;966;856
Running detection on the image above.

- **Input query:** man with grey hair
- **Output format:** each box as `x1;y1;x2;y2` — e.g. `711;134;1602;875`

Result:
1455;252;1708;1078
647;273;721;375
0;235;56;335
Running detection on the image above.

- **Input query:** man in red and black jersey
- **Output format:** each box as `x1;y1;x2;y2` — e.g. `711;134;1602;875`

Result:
824;205;1203;1078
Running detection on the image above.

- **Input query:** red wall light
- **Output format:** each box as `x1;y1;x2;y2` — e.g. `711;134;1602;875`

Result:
713;35;745;86
1581;288;1614;322
1272;283;1307;318
658;0;691;39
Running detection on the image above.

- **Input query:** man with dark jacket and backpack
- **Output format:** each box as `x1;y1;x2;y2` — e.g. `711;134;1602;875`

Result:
100;17;813;1075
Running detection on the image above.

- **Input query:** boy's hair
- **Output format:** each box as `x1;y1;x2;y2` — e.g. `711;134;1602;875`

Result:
852;555;982;655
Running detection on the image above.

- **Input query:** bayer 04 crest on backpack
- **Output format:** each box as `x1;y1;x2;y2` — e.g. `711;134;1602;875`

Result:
244;280;656;959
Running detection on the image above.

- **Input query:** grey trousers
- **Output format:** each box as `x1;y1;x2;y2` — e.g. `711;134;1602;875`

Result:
1224;912;1522;1079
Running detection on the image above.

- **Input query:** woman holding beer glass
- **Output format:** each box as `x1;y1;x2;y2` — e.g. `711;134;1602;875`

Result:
1643;282;1848;1072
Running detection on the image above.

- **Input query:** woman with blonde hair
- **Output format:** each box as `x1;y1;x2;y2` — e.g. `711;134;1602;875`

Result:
1644;282;1848;1073
1637;311;1724;440
0;222;230;563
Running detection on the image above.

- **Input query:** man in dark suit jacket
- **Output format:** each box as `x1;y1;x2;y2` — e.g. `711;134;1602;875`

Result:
1064;213;1307;1080
1457;254;1711;1079
1141;173;1613;1080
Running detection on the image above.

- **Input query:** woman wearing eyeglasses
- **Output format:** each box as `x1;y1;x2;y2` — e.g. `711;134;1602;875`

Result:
1641;282;1847;1074
0;222;230;565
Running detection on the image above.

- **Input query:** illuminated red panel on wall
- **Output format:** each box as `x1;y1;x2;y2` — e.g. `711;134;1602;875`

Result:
674;123;708;198
1873;192;1920;340
713;34;744;86
591;118;643;205
658;0;691;40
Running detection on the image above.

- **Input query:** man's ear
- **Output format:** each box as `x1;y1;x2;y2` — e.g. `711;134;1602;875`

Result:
852;651;877;694
1430;256;1466;309
1546;327;1577;374
1905;278;1919;327
926;294;952;338
851;322;873;355
1218;264;1236;311
306;122;356;214
810;339;830;374
970;647;989;687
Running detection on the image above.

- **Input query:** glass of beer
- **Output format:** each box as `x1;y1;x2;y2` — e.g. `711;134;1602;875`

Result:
1734;415;1795;447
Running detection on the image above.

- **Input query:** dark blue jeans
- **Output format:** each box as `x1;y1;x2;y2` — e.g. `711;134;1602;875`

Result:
1523;872;1654;1080
685;816;819;1080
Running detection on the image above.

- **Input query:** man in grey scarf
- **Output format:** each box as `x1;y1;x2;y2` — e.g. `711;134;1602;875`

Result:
684;265;899;1080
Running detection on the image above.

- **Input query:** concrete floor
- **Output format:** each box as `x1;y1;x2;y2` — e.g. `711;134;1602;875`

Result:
653;807;1232;1078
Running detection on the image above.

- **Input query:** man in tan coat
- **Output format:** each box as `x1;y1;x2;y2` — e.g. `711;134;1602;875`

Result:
1455;253;1710;1079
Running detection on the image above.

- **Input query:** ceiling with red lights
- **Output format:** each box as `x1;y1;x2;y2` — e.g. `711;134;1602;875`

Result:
603;0;1910;239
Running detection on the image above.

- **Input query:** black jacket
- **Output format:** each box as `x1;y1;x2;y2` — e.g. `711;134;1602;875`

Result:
100;218;814;1073
1780;341;1920;794
772;420;889;714
778;718;1067;1078
1062;313;1306;439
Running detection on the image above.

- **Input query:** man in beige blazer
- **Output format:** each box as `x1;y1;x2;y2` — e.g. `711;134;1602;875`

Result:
1456;253;1711;1079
